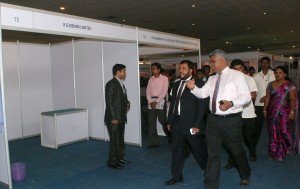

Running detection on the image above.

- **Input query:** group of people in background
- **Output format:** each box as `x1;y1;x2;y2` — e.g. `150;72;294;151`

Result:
103;49;299;189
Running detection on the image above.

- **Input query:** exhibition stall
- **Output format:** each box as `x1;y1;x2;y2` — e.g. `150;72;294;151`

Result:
0;3;201;188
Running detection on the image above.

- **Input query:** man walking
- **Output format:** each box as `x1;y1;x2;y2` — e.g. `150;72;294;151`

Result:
165;60;208;185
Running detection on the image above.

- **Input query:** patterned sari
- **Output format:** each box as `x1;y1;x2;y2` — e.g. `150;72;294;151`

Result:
267;81;299;160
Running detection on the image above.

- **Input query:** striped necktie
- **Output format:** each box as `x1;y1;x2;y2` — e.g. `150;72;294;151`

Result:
212;73;222;113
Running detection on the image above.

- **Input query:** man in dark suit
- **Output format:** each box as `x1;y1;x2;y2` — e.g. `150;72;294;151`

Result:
165;60;208;185
105;64;131;169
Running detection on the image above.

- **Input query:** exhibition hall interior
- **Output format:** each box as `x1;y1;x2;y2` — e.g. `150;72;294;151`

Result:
0;1;300;189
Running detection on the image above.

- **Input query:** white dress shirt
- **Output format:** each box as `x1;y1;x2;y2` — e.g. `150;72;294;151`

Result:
176;76;192;115
191;66;251;115
253;69;275;106
242;74;257;118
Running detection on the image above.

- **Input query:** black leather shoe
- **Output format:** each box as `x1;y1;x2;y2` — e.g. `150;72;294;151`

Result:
222;163;234;170
119;159;131;164
107;163;124;169
164;176;183;185
240;178;250;186
250;156;257;162
147;144;159;148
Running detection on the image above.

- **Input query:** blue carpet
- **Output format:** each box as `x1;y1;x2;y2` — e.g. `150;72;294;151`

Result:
6;122;300;189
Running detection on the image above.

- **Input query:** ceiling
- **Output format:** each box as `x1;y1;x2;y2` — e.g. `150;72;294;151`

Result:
1;0;300;57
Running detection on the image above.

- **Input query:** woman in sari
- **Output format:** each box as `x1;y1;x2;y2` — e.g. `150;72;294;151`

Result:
263;66;299;161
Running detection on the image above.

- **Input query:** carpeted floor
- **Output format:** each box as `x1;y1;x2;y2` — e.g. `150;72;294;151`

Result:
3;120;300;189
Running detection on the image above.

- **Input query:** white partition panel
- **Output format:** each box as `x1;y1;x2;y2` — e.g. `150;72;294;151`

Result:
102;42;141;146
74;40;105;139
0;127;9;187
2;42;22;140
50;42;75;110
19;43;53;137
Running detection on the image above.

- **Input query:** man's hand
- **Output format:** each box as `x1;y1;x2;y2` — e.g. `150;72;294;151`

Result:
150;101;158;109
191;127;200;134
219;100;232;111
166;124;171;131
186;79;196;90
111;120;119;125
260;96;266;103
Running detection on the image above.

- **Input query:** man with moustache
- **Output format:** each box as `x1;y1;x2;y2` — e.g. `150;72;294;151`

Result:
164;60;208;185
253;57;275;160
186;49;251;188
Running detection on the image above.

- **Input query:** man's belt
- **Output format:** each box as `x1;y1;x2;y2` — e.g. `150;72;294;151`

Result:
212;112;241;118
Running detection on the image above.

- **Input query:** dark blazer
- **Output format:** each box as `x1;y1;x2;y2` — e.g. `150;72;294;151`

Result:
167;78;208;135
104;77;128;123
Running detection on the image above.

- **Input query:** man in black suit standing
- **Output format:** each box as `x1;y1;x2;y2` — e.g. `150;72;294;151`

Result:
165;60;208;185
105;64;131;169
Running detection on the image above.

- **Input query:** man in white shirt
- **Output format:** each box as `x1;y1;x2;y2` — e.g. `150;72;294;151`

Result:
187;49;251;188
253;57;275;157
223;59;258;170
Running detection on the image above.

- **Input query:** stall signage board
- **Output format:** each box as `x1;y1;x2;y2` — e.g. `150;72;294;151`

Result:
1;5;136;42
33;12;136;41
138;29;200;50
1;7;34;29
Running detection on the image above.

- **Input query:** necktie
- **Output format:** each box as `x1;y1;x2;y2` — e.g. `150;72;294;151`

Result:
174;80;186;116
212;73;222;113
122;85;126;94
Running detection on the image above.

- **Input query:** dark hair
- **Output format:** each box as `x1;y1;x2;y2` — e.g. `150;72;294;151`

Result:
249;66;255;71
112;64;126;76
151;62;161;70
197;69;205;74
230;59;244;68
180;60;194;69
261;56;270;63
274;66;292;81
202;65;210;71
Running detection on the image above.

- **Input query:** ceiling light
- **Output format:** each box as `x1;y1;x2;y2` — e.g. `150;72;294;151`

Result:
289;56;293;59
247;46;251;49
293;45;296;48
291;30;294;33
122;19;126;22
192;23;195;26
257;49;260;51
247;27;250;30
192;4;196;8
226;41;229;44
263;12;267;15
60;7;65;10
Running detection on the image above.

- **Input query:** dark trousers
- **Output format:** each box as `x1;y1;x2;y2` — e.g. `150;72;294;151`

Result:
148;109;169;145
204;114;251;189
170;117;207;179
106;122;125;164
254;106;264;149
243;118;256;156
226;117;256;166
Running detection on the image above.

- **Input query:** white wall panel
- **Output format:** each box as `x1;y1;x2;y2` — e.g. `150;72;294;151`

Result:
74;40;105;139
2;42;22;140
102;42;141;146
50;42;75;110
19;43;52;137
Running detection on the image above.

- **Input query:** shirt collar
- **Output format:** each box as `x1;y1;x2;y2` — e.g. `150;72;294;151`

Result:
114;76;124;86
218;66;230;75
